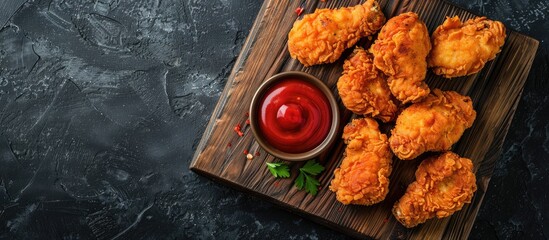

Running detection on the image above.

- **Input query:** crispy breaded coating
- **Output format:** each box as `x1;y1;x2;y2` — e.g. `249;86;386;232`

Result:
389;89;476;160
370;12;431;103
337;47;398;122
393;151;477;228
428;16;506;78
329;118;393;205
288;0;385;67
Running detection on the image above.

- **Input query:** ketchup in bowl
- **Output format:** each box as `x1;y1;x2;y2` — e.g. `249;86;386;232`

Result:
257;78;332;153
250;71;340;161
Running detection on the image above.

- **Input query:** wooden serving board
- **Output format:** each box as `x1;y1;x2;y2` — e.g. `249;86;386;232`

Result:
190;0;539;239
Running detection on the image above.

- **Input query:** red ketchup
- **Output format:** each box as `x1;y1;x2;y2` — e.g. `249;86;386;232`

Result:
258;78;332;153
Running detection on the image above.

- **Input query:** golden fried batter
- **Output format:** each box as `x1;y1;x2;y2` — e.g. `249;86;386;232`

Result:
288;0;385;67
389;89;476;160
329;118;393;205
393;151;477;228
337;47;398;122
428;16;506;78
370;12;431;103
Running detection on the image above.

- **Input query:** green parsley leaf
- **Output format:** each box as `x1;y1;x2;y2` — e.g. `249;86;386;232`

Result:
301;160;325;176
266;162;290;178
294;171;305;190
294;160;325;196
304;174;320;195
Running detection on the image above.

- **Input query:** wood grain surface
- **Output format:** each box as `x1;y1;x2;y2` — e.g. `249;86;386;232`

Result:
190;0;539;239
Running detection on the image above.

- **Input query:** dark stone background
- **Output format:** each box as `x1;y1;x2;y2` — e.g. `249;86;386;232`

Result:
0;0;547;239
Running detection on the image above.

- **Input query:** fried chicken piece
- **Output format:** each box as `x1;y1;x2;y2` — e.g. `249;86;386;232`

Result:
370;12;431;103
329;118;393;205
393;151;477;228
337;47;398;122
287;0;385;67
428;16;506;78
389;89;476;160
